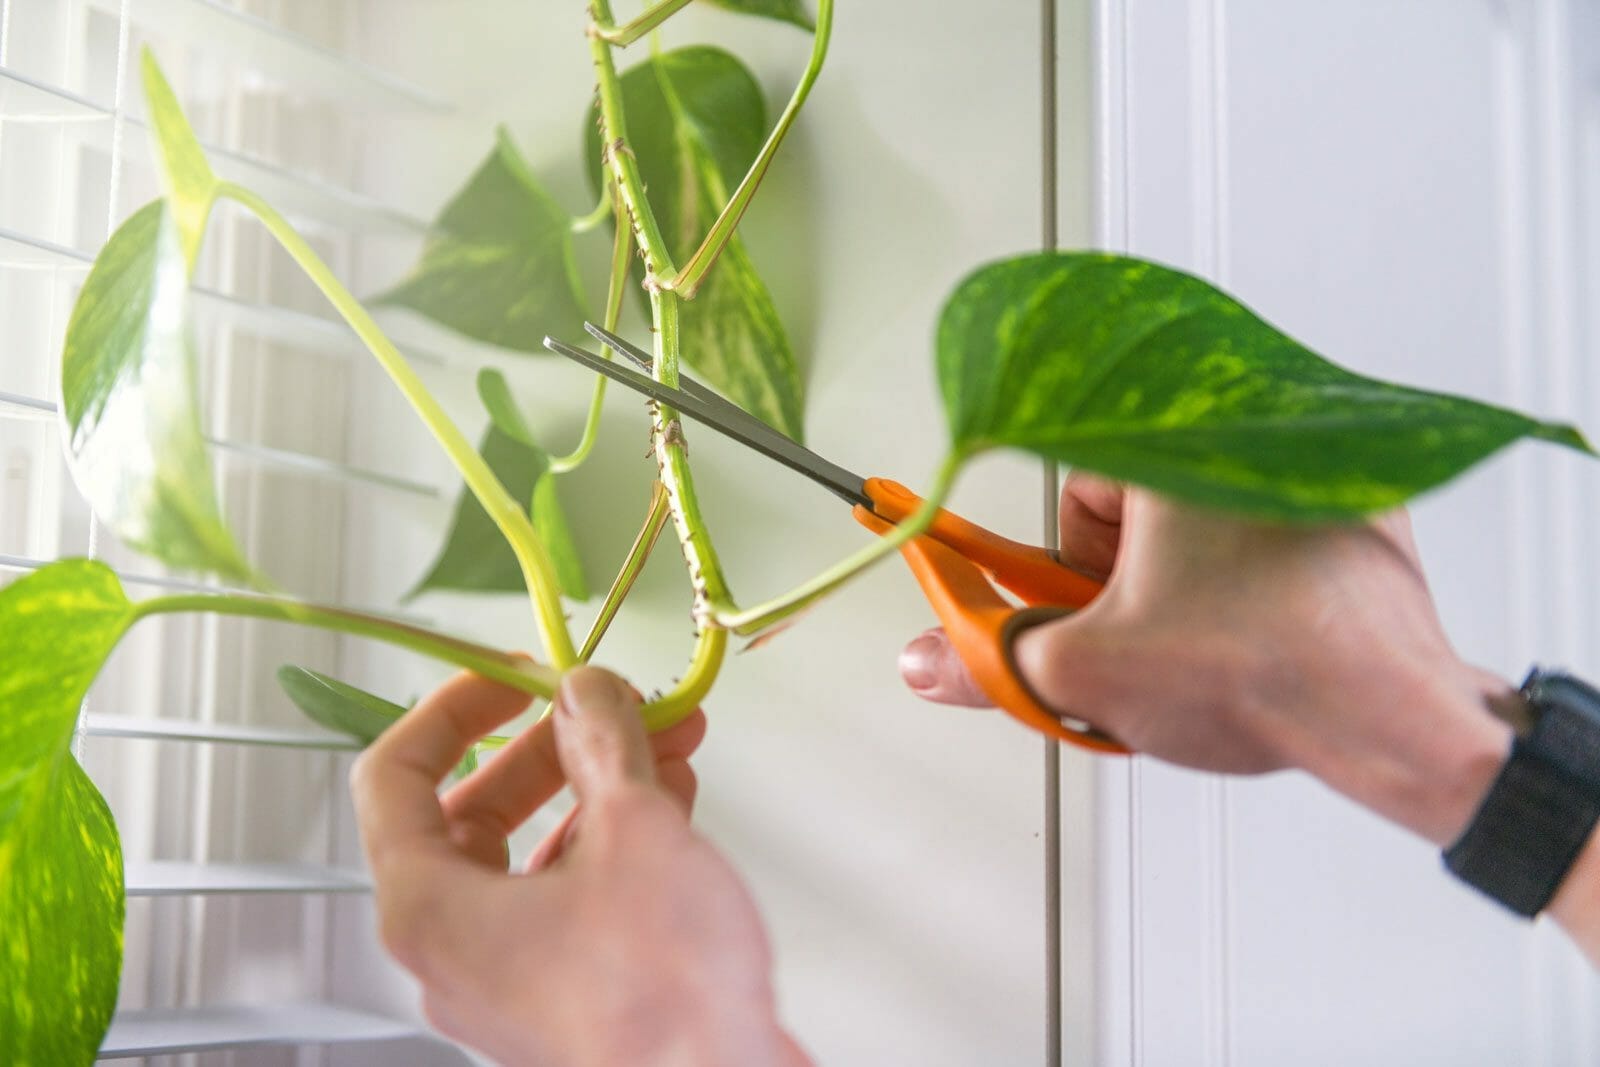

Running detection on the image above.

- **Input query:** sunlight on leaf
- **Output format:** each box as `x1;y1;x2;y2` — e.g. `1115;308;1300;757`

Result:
60;201;257;584
587;46;805;440
139;49;219;271
0;561;130;1064
938;252;1594;519
408;372;588;601
277;666;476;779
705;0;815;31
376;129;588;352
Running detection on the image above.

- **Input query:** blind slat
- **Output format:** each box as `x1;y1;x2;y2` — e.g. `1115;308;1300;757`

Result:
82;0;450;113
0;390;443;499
125;860;370;896
98;1001;425;1058
84;712;360;750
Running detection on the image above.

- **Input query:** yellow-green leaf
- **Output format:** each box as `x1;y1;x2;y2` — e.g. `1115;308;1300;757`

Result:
139;49;218;271
586;46;805;440
0;561;131;1064
705;0;814;31
376;129;588;352
939;252;1594;519
277;666;476;778
61;201;257;584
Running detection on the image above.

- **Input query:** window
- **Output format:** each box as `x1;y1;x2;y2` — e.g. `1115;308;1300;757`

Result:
1;1;466;1061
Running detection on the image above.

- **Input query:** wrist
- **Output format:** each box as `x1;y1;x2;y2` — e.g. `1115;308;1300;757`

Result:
1302;659;1514;847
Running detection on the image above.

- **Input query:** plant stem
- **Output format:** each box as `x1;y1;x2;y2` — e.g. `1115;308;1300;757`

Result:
590;12;735;624
219;181;577;670
639;627;727;731
590;0;694;47
662;0;833;299
569;190;612;234
132;592;560;697
715;452;966;635
579;482;670;661
551;185;633;475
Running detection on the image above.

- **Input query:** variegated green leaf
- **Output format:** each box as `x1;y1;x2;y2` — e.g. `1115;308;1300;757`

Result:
60;201;257;584
377;129;588;352
408;372;588;601
0;561;130;1065
139;49;218;270
277;666;476;778
705;0;814;31
939;252;1594;519
587;46;805;440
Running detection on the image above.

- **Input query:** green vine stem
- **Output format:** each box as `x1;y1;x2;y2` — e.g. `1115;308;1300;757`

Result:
569;190;613;234
580;482;671;662
662;0;833;299
551;185;633;474
590;7;735;631
715;452;965;636
217;181;577;670
589;0;694;47
132;592;560;696
639;627;727;730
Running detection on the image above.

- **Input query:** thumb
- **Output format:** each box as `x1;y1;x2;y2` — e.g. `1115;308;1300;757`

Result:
899;628;993;707
553;666;656;802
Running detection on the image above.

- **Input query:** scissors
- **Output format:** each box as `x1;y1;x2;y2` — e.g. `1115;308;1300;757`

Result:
544;323;1129;754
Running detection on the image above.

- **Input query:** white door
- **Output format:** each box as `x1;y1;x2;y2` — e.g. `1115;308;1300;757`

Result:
1074;2;1600;1064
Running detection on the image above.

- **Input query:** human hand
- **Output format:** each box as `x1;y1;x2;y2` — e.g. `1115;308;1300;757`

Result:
898;472;1515;847
350;665;811;1067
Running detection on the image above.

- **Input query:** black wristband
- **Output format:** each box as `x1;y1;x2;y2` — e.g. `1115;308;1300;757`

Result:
1443;669;1600;917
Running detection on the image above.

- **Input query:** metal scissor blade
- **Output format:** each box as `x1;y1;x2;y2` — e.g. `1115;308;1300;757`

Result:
544;334;873;510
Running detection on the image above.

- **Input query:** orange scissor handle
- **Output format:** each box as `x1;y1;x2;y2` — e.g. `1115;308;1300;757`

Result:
863;479;1104;609
855;480;1128;754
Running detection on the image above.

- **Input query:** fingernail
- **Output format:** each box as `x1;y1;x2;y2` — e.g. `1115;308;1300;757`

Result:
558;667;627;717
899;632;944;692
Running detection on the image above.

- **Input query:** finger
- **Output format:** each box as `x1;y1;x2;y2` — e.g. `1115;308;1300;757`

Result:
656;757;698;816
898;628;994;707
351;669;534;871
524;804;582;873
554;666;657;803
1010;613;1124;729
1059;471;1125;581
441;706;705;858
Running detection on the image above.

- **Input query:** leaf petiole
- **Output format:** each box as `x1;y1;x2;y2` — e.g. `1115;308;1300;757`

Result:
215;180;576;669
714;450;965;635
133;592;560;697
590;0;695;47
662;0;833;299
580;482;671;662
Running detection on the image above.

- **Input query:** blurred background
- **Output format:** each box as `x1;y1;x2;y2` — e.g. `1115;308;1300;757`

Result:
0;1;1595;1065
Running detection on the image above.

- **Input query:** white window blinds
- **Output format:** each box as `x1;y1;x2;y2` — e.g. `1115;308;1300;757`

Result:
0;1;468;1061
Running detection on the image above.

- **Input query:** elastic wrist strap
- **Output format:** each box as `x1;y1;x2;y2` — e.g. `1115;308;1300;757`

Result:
1443;671;1600;917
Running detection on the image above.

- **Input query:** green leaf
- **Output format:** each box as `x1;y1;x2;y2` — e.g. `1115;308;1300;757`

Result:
139;49;219;270
0;561;130;1064
704;0;815;31
61;201;257;584
376;128;588;352
938;252;1594;519
277;666;476;779
408;375;589;602
586;46;805;440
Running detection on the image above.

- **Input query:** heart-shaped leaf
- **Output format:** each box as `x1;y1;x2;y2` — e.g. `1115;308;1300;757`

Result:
139;49;219;270
277;666;476;778
587;46;805;440
0;561;131;1064
408;372;588;601
60;201;257;584
376;129;588;352
705;0;815;31
938;252;1594;519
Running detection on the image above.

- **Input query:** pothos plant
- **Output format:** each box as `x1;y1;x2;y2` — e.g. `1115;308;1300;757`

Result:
1;2;1591;1062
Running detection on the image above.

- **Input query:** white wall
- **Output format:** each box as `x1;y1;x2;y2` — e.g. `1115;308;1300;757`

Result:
1079;2;1600;1064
